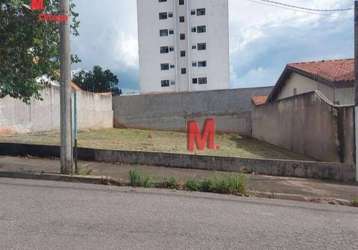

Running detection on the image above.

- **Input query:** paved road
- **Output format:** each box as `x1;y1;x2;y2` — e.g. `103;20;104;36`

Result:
0;178;357;250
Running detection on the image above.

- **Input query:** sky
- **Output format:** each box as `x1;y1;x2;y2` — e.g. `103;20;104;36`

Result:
71;0;354;91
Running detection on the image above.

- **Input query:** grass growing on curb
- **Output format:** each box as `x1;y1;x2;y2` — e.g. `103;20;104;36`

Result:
352;198;358;207
129;169;153;187
128;170;247;196
185;175;247;195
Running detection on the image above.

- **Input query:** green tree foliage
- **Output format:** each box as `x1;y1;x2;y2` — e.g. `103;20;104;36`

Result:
72;65;119;93
0;0;80;103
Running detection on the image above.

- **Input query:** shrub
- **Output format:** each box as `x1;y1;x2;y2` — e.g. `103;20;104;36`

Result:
185;175;247;195
167;177;178;189
185;179;201;191
352;198;358;207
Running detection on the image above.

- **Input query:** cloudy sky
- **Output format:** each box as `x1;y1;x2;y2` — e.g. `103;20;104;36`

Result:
71;0;354;91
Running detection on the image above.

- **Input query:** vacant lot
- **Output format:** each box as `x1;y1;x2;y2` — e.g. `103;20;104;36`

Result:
0;128;309;160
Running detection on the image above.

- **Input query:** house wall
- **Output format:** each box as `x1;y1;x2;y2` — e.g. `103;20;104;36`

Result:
253;91;354;164
113;87;272;135
0;86;113;135
276;72;354;105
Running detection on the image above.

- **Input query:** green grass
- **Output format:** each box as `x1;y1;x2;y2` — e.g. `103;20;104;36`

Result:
0;128;310;160
129;169;153;188
128;169;247;196
352;198;358;207
185;175;247;195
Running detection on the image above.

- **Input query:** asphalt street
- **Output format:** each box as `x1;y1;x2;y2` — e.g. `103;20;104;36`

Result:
0;178;357;250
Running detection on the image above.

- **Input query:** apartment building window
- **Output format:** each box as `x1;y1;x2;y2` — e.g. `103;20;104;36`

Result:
197;8;206;16
161;63;170;70
160;29;168;36
159;0;167;2
197;25;206;33
179;0;184;5
170;64;175;69
191;27;196;32
192;45;197;49
168;12;173;18
192;78;198;84
160;46;169;54
159;12;167;20
192;62;197;67
161;80;170;87
198;61;207;67
180;33;185;40
198;77;207;84
179;16;185;23
197;43;206;50
181;68;186;74
171;81;176;85
169;47;174;52
169;29;174;35
180;50;186;57
191;10;196;15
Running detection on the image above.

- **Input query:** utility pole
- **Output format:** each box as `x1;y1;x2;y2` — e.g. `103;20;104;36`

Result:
355;0;358;182
59;0;73;174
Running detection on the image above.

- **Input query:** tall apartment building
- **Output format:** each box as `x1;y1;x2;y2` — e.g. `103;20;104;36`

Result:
137;0;230;94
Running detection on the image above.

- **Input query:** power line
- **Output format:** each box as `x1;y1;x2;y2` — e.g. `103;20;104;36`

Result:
245;0;353;14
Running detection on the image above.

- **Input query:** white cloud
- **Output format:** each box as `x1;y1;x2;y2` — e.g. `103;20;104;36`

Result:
72;0;353;89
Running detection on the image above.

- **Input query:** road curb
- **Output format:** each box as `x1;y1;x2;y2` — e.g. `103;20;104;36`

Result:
250;191;353;206
0;171;354;207
0;171;123;186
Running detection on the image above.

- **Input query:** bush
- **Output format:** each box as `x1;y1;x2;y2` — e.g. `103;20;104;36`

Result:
352;198;358;207
185;179;201;191
167;177;178;189
185;175;247;195
129;169;153;188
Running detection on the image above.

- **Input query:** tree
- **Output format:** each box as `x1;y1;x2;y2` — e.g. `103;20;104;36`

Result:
0;0;80;103
72;66;120;93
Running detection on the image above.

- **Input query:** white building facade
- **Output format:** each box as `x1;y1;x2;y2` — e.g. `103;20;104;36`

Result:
137;0;230;94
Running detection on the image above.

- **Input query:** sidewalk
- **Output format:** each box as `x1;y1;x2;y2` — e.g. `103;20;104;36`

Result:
0;156;357;204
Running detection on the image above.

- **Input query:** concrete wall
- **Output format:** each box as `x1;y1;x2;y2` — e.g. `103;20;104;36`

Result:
277;72;354;105
253;91;354;164
0;142;354;182
0;86;113;134
113;87;272;135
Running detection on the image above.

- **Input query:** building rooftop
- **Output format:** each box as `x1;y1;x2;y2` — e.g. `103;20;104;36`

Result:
268;58;355;102
288;59;354;84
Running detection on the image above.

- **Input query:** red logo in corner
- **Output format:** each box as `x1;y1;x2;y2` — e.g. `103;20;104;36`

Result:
31;0;45;11
31;0;68;23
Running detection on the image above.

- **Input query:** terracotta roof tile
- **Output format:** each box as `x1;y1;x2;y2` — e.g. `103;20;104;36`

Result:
252;96;268;106
288;59;354;83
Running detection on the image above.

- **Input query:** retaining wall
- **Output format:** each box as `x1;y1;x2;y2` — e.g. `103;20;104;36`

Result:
113;87;272;135
0;143;354;182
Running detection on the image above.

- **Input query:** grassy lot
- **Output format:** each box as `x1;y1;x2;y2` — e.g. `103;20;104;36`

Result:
0;128;310;160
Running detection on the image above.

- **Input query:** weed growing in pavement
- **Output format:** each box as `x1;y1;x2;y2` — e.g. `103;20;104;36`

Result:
352;198;358;207
185;179;201;191
129;169;153;187
185;175;247;195
167;177;178;189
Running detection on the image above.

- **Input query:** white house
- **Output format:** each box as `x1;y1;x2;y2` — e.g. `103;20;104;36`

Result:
267;59;354;106
137;0;230;94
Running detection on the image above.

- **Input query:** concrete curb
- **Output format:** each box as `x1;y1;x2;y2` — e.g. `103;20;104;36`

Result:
0;171;123;186
250;191;353;206
0;171;355;207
